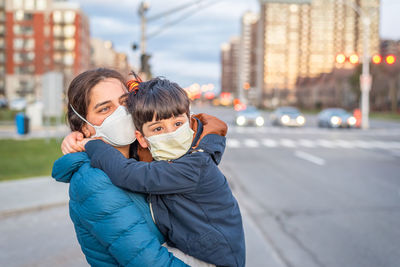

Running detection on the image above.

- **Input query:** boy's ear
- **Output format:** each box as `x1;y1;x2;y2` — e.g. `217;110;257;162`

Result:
82;124;91;138
136;130;148;148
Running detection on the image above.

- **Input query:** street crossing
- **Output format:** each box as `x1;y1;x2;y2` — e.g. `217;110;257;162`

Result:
226;137;400;150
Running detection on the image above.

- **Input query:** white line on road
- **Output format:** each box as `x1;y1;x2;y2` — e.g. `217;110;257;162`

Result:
227;138;240;148
244;138;259;148
298;139;316;148
294;150;326;166
280;139;297;148
262;138;278;147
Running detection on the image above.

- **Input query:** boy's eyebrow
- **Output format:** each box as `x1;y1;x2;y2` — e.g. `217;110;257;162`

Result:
147;121;161;127
94;100;111;110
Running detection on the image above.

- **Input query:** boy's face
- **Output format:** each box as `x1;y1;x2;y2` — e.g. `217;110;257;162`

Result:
136;113;189;149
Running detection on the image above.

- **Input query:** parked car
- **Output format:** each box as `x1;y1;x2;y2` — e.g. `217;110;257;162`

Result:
270;106;306;127
235;106;264;127
0;98;7;108
317;108;357;128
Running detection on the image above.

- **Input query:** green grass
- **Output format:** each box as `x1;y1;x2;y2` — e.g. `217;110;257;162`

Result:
0;138;63;181
0;109;19;121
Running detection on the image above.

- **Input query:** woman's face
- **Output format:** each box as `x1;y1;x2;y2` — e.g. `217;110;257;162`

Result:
82;78;129;138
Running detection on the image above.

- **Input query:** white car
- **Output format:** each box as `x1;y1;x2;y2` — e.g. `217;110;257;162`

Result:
9;98;27;110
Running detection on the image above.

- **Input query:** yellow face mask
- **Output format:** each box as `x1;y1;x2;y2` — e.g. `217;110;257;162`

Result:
145;121;194;161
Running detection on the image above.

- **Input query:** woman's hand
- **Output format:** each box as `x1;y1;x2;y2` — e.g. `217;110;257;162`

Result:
61;131;85;154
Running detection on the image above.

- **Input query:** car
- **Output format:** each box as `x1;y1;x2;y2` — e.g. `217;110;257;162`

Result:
317;108;357;128
270;106;306;127
0;98;7;108
235;106;264;127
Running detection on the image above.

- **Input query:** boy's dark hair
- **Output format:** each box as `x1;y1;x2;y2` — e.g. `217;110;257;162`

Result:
127;77;190;133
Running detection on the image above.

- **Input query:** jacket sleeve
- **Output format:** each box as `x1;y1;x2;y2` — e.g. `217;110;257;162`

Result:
85;140;202;194
74;169;188;267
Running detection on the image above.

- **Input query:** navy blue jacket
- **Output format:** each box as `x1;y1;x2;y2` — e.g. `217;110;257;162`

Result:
52;152;187;267
86;119;245;267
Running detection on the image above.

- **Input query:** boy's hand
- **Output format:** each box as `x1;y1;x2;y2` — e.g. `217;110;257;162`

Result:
61;131;85;155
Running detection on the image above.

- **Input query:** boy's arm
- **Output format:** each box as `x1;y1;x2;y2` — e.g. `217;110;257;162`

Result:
85;140;202;194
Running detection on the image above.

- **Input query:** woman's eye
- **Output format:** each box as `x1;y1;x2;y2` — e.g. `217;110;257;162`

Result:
154;127;163;132
99;107;109;113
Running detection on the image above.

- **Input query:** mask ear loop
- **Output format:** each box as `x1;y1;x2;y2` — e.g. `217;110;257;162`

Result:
69;104;95;128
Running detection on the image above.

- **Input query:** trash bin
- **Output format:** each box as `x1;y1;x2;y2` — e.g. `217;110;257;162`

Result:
15;112;30;135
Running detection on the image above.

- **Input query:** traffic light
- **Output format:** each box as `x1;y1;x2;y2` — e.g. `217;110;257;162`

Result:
385;54;396;65
349;54;359;64
336;54;346;64
371;54;396;65
140;53;151;76
372;54;382;64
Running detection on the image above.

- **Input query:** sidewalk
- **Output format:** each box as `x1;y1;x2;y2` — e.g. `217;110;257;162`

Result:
0;125;69;140
0;176;284;267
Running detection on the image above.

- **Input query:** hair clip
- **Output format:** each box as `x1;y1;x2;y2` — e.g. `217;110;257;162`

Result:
126;72;143;95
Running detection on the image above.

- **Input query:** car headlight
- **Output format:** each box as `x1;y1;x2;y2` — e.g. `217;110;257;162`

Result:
256;116;264;126
296;116;305;125
236;116;246;126
281;115;290;125
330;116;341;125
347;116;356;126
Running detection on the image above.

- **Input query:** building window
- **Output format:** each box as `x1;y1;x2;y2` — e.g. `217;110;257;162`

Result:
64;53;74;65
53;25;62;36
25;0;34;10
0;53;4;63
15;10;33;21
13;38;35;50
0;38;4;49
13;0;23;9
36;0;46;10
13;52;35;63
53;11;62;23
13;25;34;35
64;11;76;23
14;65;35;74
64;25;76;37
64;39;75;50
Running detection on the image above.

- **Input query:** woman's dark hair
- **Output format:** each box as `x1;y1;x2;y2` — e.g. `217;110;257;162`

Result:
127;77;190;133
67;68;126;132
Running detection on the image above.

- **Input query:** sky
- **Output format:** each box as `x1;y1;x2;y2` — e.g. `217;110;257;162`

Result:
70;0;400;91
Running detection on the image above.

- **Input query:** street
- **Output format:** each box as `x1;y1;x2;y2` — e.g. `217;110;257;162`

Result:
202;106;400;267
1;105;400;267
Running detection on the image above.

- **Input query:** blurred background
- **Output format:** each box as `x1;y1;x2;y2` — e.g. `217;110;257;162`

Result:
1;0;400;266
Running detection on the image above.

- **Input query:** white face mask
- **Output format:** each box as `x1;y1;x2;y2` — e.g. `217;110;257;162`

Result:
70;105;136;147
146;121;194;161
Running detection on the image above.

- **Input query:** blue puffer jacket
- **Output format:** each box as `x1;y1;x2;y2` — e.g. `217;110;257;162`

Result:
52;152;187;267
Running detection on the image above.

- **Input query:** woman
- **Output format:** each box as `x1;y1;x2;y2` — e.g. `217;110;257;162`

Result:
52;68;188;266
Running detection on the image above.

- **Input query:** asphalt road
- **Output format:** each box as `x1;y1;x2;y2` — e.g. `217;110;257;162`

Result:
194;105;400;267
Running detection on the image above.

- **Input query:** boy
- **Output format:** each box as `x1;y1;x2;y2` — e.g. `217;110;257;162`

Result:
85;77;245;267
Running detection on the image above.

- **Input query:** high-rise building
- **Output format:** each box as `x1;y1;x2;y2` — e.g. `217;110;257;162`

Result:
4;0;90;101
238;11;259;104
220;36;240;96
258;0;380;106
90;38;131;76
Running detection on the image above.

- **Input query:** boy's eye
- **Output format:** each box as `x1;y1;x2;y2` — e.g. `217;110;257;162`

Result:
175;121;183;127
153;126;163;132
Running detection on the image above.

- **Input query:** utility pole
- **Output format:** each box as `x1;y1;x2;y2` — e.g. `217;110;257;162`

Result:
138;1;150;79
338;0;376;129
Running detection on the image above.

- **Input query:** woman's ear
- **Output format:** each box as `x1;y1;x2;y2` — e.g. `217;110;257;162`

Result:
136;130;148;148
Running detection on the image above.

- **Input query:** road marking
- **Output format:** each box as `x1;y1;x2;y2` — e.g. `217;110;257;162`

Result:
298;139;316;148
334;140;355;148
352;140;374;149
262;138;278;147
227;138;240;148
244;138;259;148
316;139;336;148
295;150;326;166
280;139;297;148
